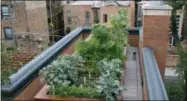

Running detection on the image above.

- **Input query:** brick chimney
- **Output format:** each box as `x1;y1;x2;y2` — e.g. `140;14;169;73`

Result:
141;1;172;78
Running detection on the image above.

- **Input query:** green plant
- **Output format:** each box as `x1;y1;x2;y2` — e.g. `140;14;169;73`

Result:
165;82;184;100
76;9;128;62
40;54;84;86
1;67;17;85
176;45;187;100
1;44;17;85
97;59;123;78
40;9;128;100
96;59;125;101
49;84;103;99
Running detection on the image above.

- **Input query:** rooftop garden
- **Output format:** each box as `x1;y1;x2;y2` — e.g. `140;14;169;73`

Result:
38;9;128;100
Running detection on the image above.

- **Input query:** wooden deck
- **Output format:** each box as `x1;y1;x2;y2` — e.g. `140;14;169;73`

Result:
122;46;143;100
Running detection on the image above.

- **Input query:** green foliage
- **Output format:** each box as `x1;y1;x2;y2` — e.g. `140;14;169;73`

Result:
1;67;17;85
165;82;184;100
91;25;111;43
49;84;103;99
75;38;100;75
97;59;123;78
167;0;185;10
40;54;84;86
76;10;128;78
166;0;185;43
175;46;187;100
41;9;128;100
176;46;187;78
110;9;128;28
96;59;125;100
1;43;18;85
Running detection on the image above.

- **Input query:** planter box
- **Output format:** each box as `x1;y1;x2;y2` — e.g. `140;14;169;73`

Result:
34;84;103;101
34;61;126;101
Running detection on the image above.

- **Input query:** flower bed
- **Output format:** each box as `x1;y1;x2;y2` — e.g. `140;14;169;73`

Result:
35;10;128;101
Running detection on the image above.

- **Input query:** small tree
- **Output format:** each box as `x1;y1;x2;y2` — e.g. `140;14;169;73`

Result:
177;45;187;100
167;0;185;44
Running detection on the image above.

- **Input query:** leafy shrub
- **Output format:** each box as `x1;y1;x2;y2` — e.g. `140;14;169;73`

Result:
76;24;126;75
1;67;17;85
40;54;84;86
96;59;125;100
97;59;123;78
49;84;103;99
165;82;184;100
1;43;18;85
91;25;111;43
76;9;128;66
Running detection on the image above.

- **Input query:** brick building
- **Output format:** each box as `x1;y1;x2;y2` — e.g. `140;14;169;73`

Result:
1;0;64;49
63;1;135;34
137;1;185;46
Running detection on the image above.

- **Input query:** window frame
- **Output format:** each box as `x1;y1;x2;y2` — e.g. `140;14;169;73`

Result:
4;27;13;40
103;14;107;23
67;10;72;24
1;5;10;19
85;11;90;23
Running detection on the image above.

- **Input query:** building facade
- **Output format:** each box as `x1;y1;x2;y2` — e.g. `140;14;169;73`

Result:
1;0;65;49
63;1;135;34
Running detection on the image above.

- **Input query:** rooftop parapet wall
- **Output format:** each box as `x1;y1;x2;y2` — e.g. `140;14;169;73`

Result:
1;26;91;100
142;47;168;100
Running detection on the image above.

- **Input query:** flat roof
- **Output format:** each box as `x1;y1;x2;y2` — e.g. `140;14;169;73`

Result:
68;1;131;7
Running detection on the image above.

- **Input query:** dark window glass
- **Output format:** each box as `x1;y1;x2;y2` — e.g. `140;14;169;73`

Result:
103;14;107;23
1;5;9;19
85;11;90;23
4;27;13;39
67;10;72;24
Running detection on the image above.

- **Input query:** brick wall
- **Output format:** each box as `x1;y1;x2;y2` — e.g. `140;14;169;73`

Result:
63;5;94;31
142;15;170;78
14;3;28;34
1;1;49;48
25;1;49;48
14;75;44;100
166;55;179;67
100;6;132;27
130;1;135;27
138;42;148;100
128;34;139;46
63;3;134;32
1;1;28;47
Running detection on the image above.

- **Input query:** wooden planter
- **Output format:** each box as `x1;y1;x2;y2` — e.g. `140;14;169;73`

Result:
34;84;103;101
34;65;126;101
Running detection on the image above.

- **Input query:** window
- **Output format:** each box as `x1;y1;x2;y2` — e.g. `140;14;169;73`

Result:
15;0;24;3
85;11;90;23
103;14;107;23
4;27;13;40
1;5;9;19
169;15;180;35
67;10;72;24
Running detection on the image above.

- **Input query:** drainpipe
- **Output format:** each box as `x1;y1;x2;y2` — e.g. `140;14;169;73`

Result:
10;0;17;47
49;1;54;44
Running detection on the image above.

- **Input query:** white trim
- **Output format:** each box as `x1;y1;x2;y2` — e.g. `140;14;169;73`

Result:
143;9;172;16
